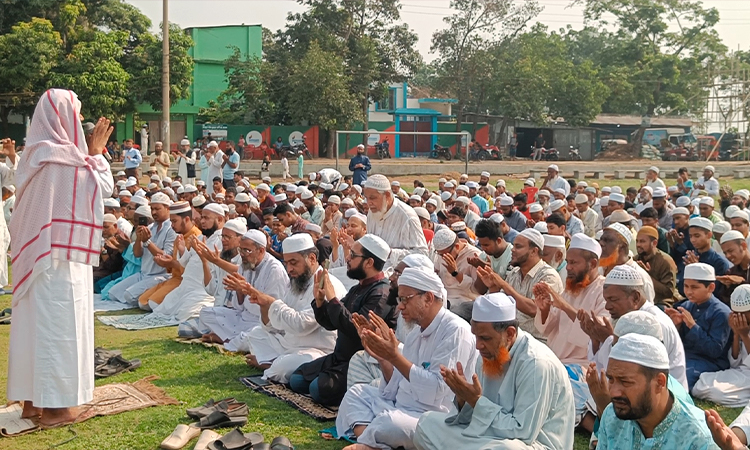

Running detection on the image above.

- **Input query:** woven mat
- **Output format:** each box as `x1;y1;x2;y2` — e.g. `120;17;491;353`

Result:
0;376;178;437
98;313;180;330
173;337;241;356
239;376;337;422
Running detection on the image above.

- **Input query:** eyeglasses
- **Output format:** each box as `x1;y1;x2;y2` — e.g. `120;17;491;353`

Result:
396;292;422;305
239;247;256;255
349;251;366;260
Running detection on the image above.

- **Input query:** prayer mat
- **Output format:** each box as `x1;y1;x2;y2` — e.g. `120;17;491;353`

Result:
173;337;241;356
0;376;178;437
98;313;180;330
239;376;338;421
93;295;136;313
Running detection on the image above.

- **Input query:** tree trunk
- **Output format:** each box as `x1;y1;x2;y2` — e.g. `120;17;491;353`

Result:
361;96;370;146
0;107;9;137
326;128;335;157
630;106;656;156
455;101;464;159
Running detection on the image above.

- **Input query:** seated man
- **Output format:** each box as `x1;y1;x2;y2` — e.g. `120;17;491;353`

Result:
225;234;347;383
597;333;716;449
290;235;395;406
336;267;477;450
599;223;655;302
200;227;289;350
432;228;481;310
108;193;176;305
634;225;679;308
413;292;574;450
666;263;731;391
470;219;513;290
99;205;150;300
93;214;125;292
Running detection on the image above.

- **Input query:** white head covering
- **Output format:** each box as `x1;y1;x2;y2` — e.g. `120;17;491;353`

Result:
534;221;549;234
609;193;625;204
689;217;713;231
704;165;715;173
713;221;731;235
413;187;426;196
169;201;192;215
672;207;689;216
256;183;270;192
731;285;750;312
496;179;506;187
102;213;117;224
301;189;314;200
282;233;315;254
472;292;517;322
569;234;602;258
537;189;550;198
529;203;544;214
129;196;148;207
203;203;225;217
599;196;609;206
358;234;391;262
305;223;322;234
731;210;750;223
274;193;287;203
103;198;120;208
242;229;267;247
150;192;172;206
553;188;566;196
606;222;632;244
192;195;207;207
433;228;458;252
605;264;643;286
575;194;588;204
518;228;544;250
684;262;715;281
611;186;623;194
675;196;691;207
401;253;434;271
224;218;248;236
481;171;491;178
440;191;452;202
364;174;390;192
736;189;750;200
543;235;565;249
610;333;670;370
399;267;446;301
413;207;430;221
134;205;153;219
549;199;565;212
614;311;663;341
700;197;715;207
548;164;559;172
721;230;745;245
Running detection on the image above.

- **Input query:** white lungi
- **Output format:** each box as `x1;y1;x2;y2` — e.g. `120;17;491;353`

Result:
107;272;167;305
200;307;261;345
7;260;94;407
414;413;538;450
244;325;327;383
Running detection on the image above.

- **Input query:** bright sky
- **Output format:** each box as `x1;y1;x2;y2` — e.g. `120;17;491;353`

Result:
127;0;750;60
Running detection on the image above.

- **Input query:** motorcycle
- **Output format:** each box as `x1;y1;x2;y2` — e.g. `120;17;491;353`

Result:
279;137;313;159
375;140;391;159
530;146;559;161
569;145;581;161
429;144;452;161
480;144;503;160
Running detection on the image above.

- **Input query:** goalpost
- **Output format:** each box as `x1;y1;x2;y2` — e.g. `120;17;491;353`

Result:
334;130;473;173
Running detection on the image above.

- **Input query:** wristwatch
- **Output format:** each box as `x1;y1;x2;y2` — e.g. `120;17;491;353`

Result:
451;271;459;277
143;239;152;248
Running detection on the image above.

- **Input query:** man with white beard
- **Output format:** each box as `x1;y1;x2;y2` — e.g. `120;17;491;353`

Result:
223;234;347;383
362;174;427;263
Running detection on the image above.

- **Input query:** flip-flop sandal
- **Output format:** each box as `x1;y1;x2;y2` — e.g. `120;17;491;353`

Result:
94;348;122;368
94;355;141;378
194;430;221;450
188;401;248;420
207;428;263;450
253;445;270;450
187;398;237;419
197;411;248;430
160;423;201;450
270;436;293;450
0;308;11;325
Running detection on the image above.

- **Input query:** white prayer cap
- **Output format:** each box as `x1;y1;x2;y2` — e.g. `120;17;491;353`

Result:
668;186;678;193
569;234;602;258
104;198;120;208
262;176;272;183
652;188;667;198
409;195;422;202
287;184;298;193
327;195;341;205
713;221;731;235
150;174;161;181
538;189;550;197
391;180;400;187
610;333;670;370
125;179;137;187
675;196;691;207
234;193;252;203
731;285;750;312
236;186;245;194
192;195;207;207
481;171;491;178
684;262;715;281
489;213;504;224
155;141;163;147
426;198;438;208
274;194;287;203
163;177;172;184
609;210;632;224
129;195;148;207
700;197;715;207
305;223;322;234
228;204;237;215
725;205;741;219
721;230;745;245
413;207;430;221
401;253;434;270
413;187;426;196
460;174;468;179
349;212;368;226
344;208;359;219
577;181;588;187
358;234;391;262
585;187;596;194
437;178;447;184
606;222;632;245
523;178;535;186
553;188;566;196
283;233;315;254
672;207;689;217
704;165;715;173
549;199;565;212
207;141;218;148
116;180;127;188
180;139;190;146
301;189;314;200
169;201;192;215
215;193;225;199
364;174;390;192
614;311;663;341
224;218;248;236
146;182;158;190
548;164;559;172
320;183;333;191
339;197;354;208
399;267;445;301
689;217;713;231
256;183;270;192
103;213;117;223
544;235;565;249
339;183;350;191
196;180;206;186
534;222;548;234
134;205;152;219
456;185;470;194
454;197;470;206
134;191;147;198
450;221;467;232
116;170;126;177
612;186;622;194
184;184;197;193
440;191;452;202
176;186;185;195
575;194;588;204
496;179;506;187
499;196;514;207
609;193;625;204
433;228;458;252
150;192;172;206
736;189;750;200
203;203;225;217
648;166;660;174
518;228;544;250
601;186;612;193
466;181;478;189
529;203;544;214
472;292;517;322
692;198;701;208
241;229;266;247
309;172;318;181
605;264;643;286
595;230;603;240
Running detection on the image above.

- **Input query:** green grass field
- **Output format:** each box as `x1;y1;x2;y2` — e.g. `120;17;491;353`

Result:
1;174;749;449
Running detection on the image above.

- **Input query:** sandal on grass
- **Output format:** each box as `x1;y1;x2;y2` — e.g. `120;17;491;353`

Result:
197;411;248;430
94;354;141;378
194;430;221;450
187;398;237;419
270;436;293;450
187;400;248;420
160;424;201;450
0;308;11;325
207;428;263;450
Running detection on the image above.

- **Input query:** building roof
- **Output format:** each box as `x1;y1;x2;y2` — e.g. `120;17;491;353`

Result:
591;114;693;127
418;98;458;104
394;108;442;116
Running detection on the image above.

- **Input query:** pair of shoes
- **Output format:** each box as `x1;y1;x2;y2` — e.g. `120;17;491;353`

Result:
207;428;263;450
94;352;141;378
160;424;201;450
253;436;293;450
187;398;247;420
197;411;248;430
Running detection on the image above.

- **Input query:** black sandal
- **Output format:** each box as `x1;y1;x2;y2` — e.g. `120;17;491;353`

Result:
198;411;248;430
207;428;263;450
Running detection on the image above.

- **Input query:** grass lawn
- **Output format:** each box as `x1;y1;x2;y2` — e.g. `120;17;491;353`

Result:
1;174;749;449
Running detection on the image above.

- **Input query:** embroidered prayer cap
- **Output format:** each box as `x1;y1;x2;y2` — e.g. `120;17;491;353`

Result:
413;207;430;221
637;225;658;241
234;193;252;203
529;203;544;214
150;174;161;182
519;228;544;250
577;181;588;187
282;233;315;254
648;166;661;174
606;223;632;247
721;230;745;245
731;285;750;312
549;199;565;212
538;189;550;197
203;203;225;217
224;218;248;236
444;181;455;189
171;181;182;188
652;188;667;198
305;223;322;234
725;205;741;219
731;210;750;223
544;235;565;249
604;264;644;286
499;196;514;206
684;262;715;281
398;267;445;301
451;221;467;232
548;164;559;172
614;311;663;341
585;187;596;194
700;197;715;208
358;234;391;262
364;174;390;192
169;201;191;215
713;221;731;235
273;194;287;203
689;217;713;231
534;222;549;234
135;205;153;219
481;171;491;178
215;193;225;199
433;228;458;252
610;333;669;370
472;292;517;322
176;186;185;195
348;212;367;225
255;183;270;192
402;253;434;271
569;234;602;258
125;178;138;187
151;192;173;206
672;207;689;217
575;194;588;204
736;189;750;200
609;193;625;204
327;195;341;205
191;195;206;208
103;198;120;208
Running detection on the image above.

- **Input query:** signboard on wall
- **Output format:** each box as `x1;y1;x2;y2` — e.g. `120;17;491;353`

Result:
245;130;263;147
367;129;380;146
203;124;228;140
289;131;304;145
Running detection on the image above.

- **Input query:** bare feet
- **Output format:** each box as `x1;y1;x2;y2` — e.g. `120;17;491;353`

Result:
40;407;80;429
245;354;271;370
342;444;379;450
706;409;747;450
201;332;224;344
20;401;40;420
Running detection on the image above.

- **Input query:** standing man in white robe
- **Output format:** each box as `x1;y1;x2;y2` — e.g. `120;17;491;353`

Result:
201;229;289;351
413;292;575;450
8;89;113;427
175;138;196;185
223;234;346;383
205;141;223;196
0;148;16;292
363;174;427;264
336;267;477;450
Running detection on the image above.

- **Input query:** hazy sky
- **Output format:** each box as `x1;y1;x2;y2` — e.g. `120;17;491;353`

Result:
127;0;750;60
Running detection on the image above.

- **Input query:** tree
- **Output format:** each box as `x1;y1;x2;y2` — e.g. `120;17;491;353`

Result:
285;41;360;155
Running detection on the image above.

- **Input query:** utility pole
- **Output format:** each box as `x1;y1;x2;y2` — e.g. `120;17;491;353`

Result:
161;0;170;150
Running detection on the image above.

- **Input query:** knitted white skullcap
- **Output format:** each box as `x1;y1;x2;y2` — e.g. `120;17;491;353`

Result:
605;264;643;286
357;234;391;262
689;217;713;231
700;197;715;207
203;203;225;217
224;219;248;236
534;222;548;234
472;292;516;322
543;235;565;249
614;311;663;341
413;207;430;221
150;192;172;206
102;213;117;224
731;210;749;222
606;222;632;244
433;228;458;252
519;228;544;250
499;196;514;206
684;262;715;281
529;203;544;214
364;174;390;192
282;233;315;254
575;194;588;204
731;285;750;312
549;199;565;212
721;230;746;245
712;221;731;235
610;333;669;370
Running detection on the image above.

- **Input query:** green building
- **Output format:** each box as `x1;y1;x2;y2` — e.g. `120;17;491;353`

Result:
116;25;263;150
